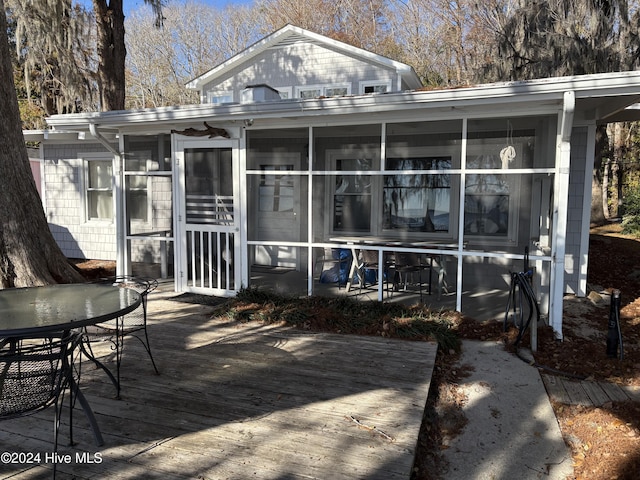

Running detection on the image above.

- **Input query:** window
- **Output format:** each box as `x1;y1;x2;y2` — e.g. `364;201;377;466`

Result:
259;165;294;212
85;159;113;221
332;158;374;233
463;151;521;242
325;86;348;97
298;87;322;99
383;157;451;232
125;151;151;223
207;91;233;104
126;176;149;222
295;84;351;99
326;146;458;237
360;81;391;94
277;87;292;99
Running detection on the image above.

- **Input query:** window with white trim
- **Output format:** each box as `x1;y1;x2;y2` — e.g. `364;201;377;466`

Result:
206;91;233;104
84;157;113;221
326;145;460;238
295;84;351;99
360;80;391;94
277;87;292;99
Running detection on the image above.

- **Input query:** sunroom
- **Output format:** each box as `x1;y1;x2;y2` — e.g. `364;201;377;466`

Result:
36;71;640;340
239;115;556;324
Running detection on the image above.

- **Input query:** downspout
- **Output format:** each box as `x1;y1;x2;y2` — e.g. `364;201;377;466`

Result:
89;123;126;277
550;91;575;340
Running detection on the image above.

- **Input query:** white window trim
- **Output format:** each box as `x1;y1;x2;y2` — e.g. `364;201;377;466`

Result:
81;153;115;225
295;85;323;99
123;150;153;228
463;144;522;246
295;84;352;99
384;145;461;240
206;90;233;104
359;80;392;95
323;84;351;97
325;149;381;236
276;86;293;99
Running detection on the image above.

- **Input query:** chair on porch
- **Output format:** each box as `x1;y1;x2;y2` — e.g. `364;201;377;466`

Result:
392;252;433;302
357;249;393;296
0;332;79;474
82;276;159;398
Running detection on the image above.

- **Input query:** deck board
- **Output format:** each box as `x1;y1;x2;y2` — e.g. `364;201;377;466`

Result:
0;290;437;479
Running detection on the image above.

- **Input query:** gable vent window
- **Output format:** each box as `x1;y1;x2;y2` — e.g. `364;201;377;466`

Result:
207;91;233;104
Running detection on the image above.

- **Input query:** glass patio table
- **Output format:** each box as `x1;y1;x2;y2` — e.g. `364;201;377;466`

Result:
0;283;141;446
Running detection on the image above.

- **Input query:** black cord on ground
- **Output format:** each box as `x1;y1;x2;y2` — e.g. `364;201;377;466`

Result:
504;259;587;380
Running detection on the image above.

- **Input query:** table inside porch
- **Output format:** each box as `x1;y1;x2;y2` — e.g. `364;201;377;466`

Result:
328;237;458;301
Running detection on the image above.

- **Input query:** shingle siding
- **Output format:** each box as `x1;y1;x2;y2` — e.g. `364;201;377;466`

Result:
565;126;589;294
42;143;116;260
203;43;397;101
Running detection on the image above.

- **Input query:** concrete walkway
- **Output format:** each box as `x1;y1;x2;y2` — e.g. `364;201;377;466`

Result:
441;340;574;480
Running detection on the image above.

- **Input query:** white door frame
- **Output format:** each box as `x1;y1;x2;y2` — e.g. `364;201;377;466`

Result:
174;137;241;296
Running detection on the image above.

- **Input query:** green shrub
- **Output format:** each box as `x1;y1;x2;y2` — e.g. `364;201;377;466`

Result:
622;186;640;236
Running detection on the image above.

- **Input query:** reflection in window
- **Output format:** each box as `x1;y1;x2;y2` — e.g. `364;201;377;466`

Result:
325;87;348;97
333;158;372;232
260;166;294;212
87;160;113;220
299;88;322;99
465;155;510;235
363;84;387;94
126;176;148;222
384;158;451;232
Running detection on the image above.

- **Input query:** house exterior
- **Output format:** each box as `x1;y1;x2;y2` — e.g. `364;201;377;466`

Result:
24;25;640;338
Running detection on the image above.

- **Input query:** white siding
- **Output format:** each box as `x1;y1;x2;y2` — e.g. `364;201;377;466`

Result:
43;144;117;260
203;42;398;102
564;127;589;294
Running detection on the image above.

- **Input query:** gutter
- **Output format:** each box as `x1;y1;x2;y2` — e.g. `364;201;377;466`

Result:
47;70;640;130
88;123;126;277
550;91;576;341
89;123;119;155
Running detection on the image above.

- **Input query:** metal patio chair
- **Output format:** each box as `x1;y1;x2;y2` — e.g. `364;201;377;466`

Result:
82;275;159;398
357;249;393;296
392;252;433;302
0;332;79;476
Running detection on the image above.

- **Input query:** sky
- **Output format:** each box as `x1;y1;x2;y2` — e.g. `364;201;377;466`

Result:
75;0;255;14
127;0;254;11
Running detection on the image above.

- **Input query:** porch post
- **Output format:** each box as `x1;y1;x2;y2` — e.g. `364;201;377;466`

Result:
88;123;127;276
577;123;597;297
550;91;575;340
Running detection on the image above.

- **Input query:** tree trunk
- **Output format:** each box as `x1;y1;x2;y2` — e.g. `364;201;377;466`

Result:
0;2;84;287
94;0;126;111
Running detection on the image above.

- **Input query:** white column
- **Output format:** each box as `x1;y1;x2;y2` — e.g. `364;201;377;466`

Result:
550;91;575;340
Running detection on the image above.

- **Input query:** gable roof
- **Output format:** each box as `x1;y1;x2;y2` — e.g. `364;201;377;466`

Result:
185;24;423;92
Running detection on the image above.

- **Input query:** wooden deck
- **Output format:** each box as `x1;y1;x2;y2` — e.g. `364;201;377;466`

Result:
542;373;640;407
0;287;437;479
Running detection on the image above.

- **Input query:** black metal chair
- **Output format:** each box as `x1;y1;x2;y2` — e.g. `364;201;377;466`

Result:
0;332;79;475
82;275;159;398
392;252;433;301
357;249;393;296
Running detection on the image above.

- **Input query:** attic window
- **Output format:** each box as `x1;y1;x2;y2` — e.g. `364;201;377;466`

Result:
295;84;351;99
360;80;391;94
207;91;233;104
